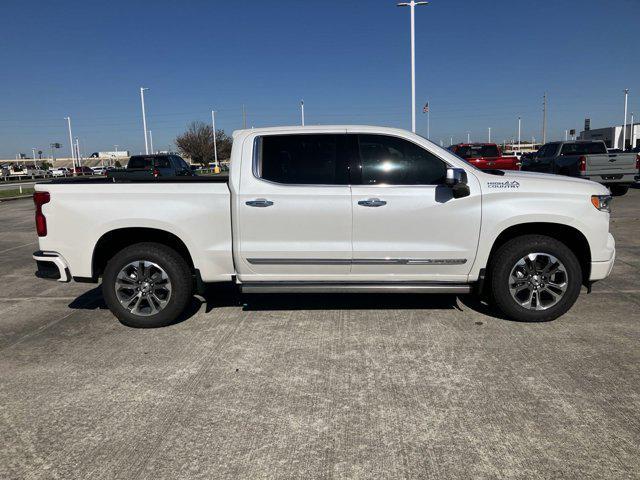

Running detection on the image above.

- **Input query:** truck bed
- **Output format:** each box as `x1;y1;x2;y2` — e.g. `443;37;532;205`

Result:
34;178;234;282
40;175;229;185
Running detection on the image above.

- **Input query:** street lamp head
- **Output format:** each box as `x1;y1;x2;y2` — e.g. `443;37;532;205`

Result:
397;1;428;5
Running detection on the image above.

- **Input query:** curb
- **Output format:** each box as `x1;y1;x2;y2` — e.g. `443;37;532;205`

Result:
0;195;32;202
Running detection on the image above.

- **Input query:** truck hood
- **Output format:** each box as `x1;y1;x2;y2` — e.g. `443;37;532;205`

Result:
476;169;610;195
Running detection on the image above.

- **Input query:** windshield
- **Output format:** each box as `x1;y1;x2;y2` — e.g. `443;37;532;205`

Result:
454;145;500;158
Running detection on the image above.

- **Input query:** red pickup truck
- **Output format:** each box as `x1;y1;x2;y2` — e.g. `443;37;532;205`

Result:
449;143;520;170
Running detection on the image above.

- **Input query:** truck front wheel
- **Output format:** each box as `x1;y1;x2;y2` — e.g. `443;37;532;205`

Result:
102;242;193;328
489;235;582;322
609;185;629;196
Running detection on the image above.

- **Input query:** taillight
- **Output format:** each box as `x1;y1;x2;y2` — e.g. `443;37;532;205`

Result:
579;156;587;172
33;191;50;237
153;168;160;178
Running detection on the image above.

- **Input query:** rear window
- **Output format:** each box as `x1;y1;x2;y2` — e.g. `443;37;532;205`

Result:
128;156;171;169
560;142;607;156
454;145;500;158
256;134;348;185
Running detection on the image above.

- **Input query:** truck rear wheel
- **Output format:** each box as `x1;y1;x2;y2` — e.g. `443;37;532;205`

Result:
489;235;582;322
102;242;193;328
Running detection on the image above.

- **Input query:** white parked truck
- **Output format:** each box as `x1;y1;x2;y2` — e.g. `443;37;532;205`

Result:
32;126;616;327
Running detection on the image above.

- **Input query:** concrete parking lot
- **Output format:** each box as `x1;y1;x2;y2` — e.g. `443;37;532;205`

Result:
0;190;639;479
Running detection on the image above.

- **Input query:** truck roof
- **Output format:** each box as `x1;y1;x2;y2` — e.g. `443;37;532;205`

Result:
453;143;497;147
231;125;422;138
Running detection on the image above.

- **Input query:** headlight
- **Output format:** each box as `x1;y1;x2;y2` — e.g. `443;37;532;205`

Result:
591;195;612;212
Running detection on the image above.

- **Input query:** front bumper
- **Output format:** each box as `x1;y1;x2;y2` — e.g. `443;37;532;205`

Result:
589;234;615;281
33;251;70;282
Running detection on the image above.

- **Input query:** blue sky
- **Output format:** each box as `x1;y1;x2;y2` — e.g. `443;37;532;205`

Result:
0;0;638;157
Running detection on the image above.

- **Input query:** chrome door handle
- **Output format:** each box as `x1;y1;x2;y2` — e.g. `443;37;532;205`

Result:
358;198;387;207
245;198;274;207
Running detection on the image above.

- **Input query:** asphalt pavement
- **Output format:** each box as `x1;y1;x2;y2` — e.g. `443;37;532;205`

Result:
0;190;639;479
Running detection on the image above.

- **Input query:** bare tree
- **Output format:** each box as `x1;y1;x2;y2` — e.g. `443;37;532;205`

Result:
175;122;214;165
213;129;232;160
175;122;233;165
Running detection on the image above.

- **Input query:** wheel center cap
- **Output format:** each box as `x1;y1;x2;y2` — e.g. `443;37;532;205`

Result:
531;275;541;285
141;282;151;293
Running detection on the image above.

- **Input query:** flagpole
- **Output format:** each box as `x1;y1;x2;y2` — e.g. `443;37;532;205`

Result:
427;109;430;139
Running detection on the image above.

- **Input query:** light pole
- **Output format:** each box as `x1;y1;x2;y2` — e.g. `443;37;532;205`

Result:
64;116;75;167
622;89;629;150
397;1;428;133
149;130;154;154
631;112;635;150
75;137;81;166
542;93;547;144
467;131;470;143
517;116;521;148
300;100;305;126
450;136;453;146
488;127;491;142
565;130;568;141
140;87;150;154
211;110;219;168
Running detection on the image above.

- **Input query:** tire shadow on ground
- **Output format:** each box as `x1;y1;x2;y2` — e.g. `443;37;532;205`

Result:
67;283;515;326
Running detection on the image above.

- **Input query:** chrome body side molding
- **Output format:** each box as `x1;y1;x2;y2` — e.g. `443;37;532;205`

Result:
247;258;467;266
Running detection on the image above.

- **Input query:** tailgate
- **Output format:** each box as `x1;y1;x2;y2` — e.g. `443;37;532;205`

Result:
587;153;636;173
469;156;517;170
491;156;519;170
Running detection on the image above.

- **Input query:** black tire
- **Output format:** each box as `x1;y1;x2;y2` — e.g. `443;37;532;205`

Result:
489;235;582;322
609;185;629;196
102;242;193;328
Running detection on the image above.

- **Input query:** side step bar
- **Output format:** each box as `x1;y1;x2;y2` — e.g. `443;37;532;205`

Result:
241;282;472;294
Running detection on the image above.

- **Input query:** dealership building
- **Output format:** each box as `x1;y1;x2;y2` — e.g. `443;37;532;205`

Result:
579;122;639;149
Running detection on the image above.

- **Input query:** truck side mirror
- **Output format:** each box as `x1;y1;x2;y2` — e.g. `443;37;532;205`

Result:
445;167;470;199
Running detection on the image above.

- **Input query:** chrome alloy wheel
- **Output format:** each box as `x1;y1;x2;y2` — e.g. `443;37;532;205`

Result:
115;261;172;316
508;253;568;311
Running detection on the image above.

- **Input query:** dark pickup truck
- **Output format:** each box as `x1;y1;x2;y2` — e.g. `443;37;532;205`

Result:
521;140;639;196
107;154;194;180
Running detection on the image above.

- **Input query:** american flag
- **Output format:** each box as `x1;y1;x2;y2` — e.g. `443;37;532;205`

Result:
423;102;429;113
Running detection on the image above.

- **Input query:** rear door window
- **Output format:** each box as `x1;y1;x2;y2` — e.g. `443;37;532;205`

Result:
256;134;349;185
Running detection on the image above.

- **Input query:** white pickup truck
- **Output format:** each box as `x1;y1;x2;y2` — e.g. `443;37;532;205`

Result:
32;126;616;327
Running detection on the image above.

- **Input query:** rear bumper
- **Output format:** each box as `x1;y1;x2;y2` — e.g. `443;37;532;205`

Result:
33;251;70;282
582;173;636;185
589;234;615;281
